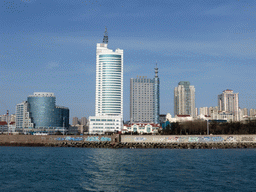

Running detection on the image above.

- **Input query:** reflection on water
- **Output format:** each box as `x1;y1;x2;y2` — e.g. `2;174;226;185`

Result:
0;147;256;192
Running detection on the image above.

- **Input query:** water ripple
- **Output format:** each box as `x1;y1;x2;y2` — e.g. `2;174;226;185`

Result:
0;147;256;192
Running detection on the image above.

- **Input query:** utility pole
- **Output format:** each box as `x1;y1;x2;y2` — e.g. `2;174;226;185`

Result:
63;117;65;135
207;119;209;135
7;110;9;135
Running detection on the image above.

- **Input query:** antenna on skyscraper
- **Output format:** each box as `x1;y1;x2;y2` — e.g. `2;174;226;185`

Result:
103;27;108;44
154;61;158;78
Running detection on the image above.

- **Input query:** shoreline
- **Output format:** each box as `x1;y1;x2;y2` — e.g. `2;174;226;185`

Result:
1;141;256;149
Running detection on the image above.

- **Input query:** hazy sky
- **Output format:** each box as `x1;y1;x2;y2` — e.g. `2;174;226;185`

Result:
1;0;256;121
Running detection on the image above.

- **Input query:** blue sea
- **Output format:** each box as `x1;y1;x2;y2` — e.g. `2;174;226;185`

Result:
0;147;255;192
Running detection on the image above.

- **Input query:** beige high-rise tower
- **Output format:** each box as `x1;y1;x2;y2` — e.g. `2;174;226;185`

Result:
174;81;196;117
218;89;239;121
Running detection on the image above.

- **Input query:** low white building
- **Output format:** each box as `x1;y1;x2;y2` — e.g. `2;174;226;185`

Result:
197;114;211;121
166;113;194;123
88;116;122;134
209;107;234;122
122;123;161;134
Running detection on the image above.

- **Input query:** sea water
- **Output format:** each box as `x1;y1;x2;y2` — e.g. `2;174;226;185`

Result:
0;147;255;192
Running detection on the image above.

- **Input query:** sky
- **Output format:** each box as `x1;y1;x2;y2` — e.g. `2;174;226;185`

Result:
0;0;256;122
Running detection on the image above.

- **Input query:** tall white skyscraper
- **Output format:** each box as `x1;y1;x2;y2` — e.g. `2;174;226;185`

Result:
174;81;196;117
218;89;239;121
89;28;123;134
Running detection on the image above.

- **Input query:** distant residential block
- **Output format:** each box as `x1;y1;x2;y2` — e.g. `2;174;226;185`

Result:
199;107;209;116
72;117;79;125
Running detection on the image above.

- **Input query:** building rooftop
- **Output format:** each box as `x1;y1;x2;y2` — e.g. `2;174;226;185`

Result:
29;92;55;97
177;115;191;117
124;123;161;127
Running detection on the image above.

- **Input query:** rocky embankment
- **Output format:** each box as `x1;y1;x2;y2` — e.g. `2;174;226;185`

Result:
1;141;256;149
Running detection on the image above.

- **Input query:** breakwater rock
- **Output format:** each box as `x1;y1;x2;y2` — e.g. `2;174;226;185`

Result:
1;141;256;149
119;142;256;149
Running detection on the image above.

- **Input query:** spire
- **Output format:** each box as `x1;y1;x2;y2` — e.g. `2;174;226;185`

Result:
103;27;108;44
154;61;158;78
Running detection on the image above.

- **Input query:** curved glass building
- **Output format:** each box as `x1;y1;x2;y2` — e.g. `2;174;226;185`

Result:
27;92;69;131
99;54;122;115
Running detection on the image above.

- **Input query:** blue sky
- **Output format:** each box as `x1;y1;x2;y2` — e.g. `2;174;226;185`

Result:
1;0;256;121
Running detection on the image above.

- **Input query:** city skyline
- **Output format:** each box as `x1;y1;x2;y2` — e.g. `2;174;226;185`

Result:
1;0;256;121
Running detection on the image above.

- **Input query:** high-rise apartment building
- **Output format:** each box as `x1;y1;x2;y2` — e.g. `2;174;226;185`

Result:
218;89;239;121
130;66;160;124
174;81;195;117
199;107;209;116
89;28;123;134
241;108;248;116
15;101;34;132
72;117;79;125
80;117;87;126
249;109;256;116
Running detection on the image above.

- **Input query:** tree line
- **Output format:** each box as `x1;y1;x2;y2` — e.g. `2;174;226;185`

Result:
162;120;256;135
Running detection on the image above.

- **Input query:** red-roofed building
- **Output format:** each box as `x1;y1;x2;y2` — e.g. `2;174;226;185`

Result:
0;121;16;134
0;122;7;126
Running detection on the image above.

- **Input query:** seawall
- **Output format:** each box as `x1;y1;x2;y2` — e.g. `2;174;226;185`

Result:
1;135;256;149
120;135;256;143
0;135;118;145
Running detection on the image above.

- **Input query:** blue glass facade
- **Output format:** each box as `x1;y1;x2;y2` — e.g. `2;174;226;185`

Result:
99;54;122;115
27;94;69;129
55;107;70;128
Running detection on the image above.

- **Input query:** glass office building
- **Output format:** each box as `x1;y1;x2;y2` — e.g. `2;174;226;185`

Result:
98;54;122;115
27;92;69;131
